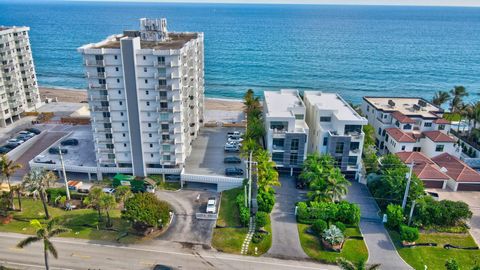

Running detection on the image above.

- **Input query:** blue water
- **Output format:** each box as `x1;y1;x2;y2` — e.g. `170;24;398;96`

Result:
1;1;479;104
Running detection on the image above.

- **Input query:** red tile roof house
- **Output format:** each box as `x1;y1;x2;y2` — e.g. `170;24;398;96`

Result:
397;152;450;189
432;153;480;191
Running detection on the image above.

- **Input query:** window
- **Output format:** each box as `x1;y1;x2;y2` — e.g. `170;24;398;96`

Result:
401;146;406;151
162;134;170;140
123;133;126;137
143;56;146;60
424;122;432;127
162;145;170;151
114;55;118;60
150;144;153;148
395;121;400;127
435;145;444;152
116;79;120;83
270;121;287;130
345;125;362;134
161;124;169;131
160;113;169;121
347;156;358;166
149;133;152;138
335;142;344;154
146;90;149;95
102;112;110;117
272;138;284;149
403;124;412;130
124;143;127;147
366;106;370;112
413;147;421;152
438;124;445;130
99;79;106;85
121;123;125;127
320;116;331;122
158;56;165;63
120;112;124;116
350;142;359;151
147;112;151;117
148;123;151;127
290;153;298;165
291;139;299;150
163;155;171;161
378;128;382;135
106;134;112;139
323;137;328;146
159;79;166;86
104;123;111;128
118;90;121;94
295;114;304;120
144;67;147;72
106;144;114;149
144;79;148;84
272;152;283;163
119;101;122;106
146;101;150;106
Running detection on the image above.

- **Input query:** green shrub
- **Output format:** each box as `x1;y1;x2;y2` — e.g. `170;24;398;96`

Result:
445;258;459;270
415;198;472;227
251;232;265;244
255;211;268;228
311;219;328;235
336;201;361;225
400;225;419;243
296;202;310;223
386;204;404;230
334;221;346;232
239;206;250;226
46;188;66;203
257;189;275;213
122;193;170;228
309;201;338;222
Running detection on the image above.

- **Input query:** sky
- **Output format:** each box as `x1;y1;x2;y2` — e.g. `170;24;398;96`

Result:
71;0;480;7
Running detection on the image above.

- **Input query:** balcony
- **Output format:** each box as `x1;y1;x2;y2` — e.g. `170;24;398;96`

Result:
89;94;108;101
170;72;180;79
155;85;167;91
154;61;166;67
154;72;167;80
89;84;108;90
349;148;361;155
167;61;179;67
157;107;172;113
92;106;110;112
86;72;107;78
85;59;105;66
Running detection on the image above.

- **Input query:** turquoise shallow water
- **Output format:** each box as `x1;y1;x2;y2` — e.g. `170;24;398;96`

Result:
0;1;479;104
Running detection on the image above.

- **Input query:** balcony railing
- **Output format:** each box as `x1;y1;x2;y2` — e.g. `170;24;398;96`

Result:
93;106;110;112
89;84;108;90
86;72;107;78
85;59;105;66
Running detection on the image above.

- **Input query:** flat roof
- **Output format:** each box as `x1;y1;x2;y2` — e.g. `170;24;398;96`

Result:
90;32;198;50
264;89;304;118
304;91;366;122
364;97;442;119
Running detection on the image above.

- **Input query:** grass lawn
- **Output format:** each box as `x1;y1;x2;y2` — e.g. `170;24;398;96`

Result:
149;175;181;191
0;199;141;244
298;223;368;265
247;215;272;256
389;230;480;269
216;187;242;227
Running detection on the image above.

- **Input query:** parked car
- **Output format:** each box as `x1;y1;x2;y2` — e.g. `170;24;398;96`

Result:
61;138;79;146
26;128;41;135
34;155;55;164
225;167;244;176
153;265;174;270
224;156;241;164
225;141;241;147
224;144;240;152
77;183;94;194
19;131;35;137
206;197;217;213
4;143;18;150
48;147;68;155
426;191;440;201
7;138;24;145
0;147;10;154
102;188;116;194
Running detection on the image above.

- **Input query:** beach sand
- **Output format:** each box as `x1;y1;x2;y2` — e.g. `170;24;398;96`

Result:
39;87;244;112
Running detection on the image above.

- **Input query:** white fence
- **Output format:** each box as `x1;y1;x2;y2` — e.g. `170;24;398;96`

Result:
181;172;243;192
195;213;218;220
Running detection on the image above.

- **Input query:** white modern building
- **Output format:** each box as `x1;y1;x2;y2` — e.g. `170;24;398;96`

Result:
263;89;309;172
361;97;460;158
78;18;204;177
304;92;368;180
0;26;42;127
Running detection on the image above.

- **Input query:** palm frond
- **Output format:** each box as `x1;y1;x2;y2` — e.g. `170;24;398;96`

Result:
48;228;70;237
367;264;382;270
336;258;356;270
45;240;58;259
17;236;41;248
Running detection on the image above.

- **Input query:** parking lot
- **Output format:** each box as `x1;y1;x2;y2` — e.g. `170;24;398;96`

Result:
184;127;245;178
156;189;219;245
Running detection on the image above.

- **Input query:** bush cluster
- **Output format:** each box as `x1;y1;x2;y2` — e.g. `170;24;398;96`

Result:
252;232;265;244
297;201;360;225
255;211;268;228
386;204;404;230
122;193;170;229
257;189;275;213
235;192;250;226
400;225;419;243
414;197;472;228
311;219;328;235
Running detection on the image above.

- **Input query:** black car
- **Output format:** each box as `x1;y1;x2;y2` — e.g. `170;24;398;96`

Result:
4;143;18;150
26;128;41;135
224;156;241;164
49;147;68;154
153;265;174;270
0;147;10;154
225;167;244;176
61;138;79;146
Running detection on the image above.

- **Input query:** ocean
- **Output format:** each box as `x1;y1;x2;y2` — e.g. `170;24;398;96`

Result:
0;1;479;104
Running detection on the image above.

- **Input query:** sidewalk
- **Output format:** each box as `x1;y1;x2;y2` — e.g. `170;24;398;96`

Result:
347;181;412;269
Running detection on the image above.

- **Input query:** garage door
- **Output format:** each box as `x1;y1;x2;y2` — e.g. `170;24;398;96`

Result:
423;180;444;189
457;183;480;191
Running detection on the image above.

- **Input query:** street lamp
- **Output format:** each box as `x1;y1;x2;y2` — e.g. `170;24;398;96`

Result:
58;145;71;201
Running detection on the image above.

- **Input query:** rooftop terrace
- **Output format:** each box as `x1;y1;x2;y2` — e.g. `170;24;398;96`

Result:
90;32;198;50
305;91;366;122
264;89;305;118
364;97;442;119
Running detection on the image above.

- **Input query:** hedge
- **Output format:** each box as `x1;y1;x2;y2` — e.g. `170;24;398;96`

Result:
297;201;360;226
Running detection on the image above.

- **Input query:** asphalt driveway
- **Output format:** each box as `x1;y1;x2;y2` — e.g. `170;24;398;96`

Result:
156;189;218;246
267;175;308;259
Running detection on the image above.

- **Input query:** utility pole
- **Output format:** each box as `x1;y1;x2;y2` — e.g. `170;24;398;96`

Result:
58;145;71;201
401;160;414;210
248;151;253;209
408;200;416;226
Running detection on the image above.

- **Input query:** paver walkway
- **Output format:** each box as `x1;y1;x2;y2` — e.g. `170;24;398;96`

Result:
347;181;412;269
267;175;308;259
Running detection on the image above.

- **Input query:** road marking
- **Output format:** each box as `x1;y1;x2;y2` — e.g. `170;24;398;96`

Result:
0;233;330;270
8;247;24;252
0;260;74;270
70;252;91;259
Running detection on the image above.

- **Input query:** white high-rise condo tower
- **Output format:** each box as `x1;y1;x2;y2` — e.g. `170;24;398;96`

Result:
0;26;42;127
78;18;204;177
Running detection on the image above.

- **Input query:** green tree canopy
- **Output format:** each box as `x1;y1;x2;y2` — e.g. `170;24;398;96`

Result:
122;193;171;229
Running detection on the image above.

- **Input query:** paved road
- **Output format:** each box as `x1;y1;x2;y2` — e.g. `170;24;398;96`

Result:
267;175;308;259
432;189;480;245
0;232;338;270
347;182;412;270
156;189;217;245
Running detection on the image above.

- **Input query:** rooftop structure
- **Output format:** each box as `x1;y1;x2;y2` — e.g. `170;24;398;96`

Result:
304;91;367;179
363;97;443;119
396;152;450;189
0;26;42;127
263;89;309;171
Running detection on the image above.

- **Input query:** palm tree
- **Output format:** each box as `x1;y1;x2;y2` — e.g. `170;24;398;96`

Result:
337;258;381;270
11;184;23;212
17;219;69;270
255;149;280;192
300;153;334;186
323;168;351;202
240;137;260;158
83;187;104;221
449;86;468;113
23;169;57;219
0;155;22;210
114;185;132;206
100;193;117;228
432;90;451;107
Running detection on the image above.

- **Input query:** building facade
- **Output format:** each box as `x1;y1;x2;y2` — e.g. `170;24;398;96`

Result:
362;97;459;158
304;91;368;180
78;18;204;177
0;26;42;127
263;89;309;173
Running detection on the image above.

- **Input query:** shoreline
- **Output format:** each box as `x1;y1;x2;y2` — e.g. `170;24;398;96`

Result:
39;86;244;112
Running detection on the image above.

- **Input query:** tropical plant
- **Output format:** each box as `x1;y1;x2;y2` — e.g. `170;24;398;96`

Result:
122;193;170;230
240;137;260;158
17;219;69;270
432;90;451;107
336;258;381;270
362;124;376;148
300;153;334;188
23;169;57;219
400;225;419;243
255;211;268;228
386;204;404;230
322;225;344;246
0;155;22;210
100;193;117;228
11;184;23;212
312;219;328;235
114;185;132;205
255;149;280;192
363;145;379;174
322;168;350;202
445;258;459;270
257;189;275;213
83;187;104;221
449;86;468;113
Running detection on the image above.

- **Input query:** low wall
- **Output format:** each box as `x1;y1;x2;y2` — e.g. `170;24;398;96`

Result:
6;132;47;161
181;173;243;192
